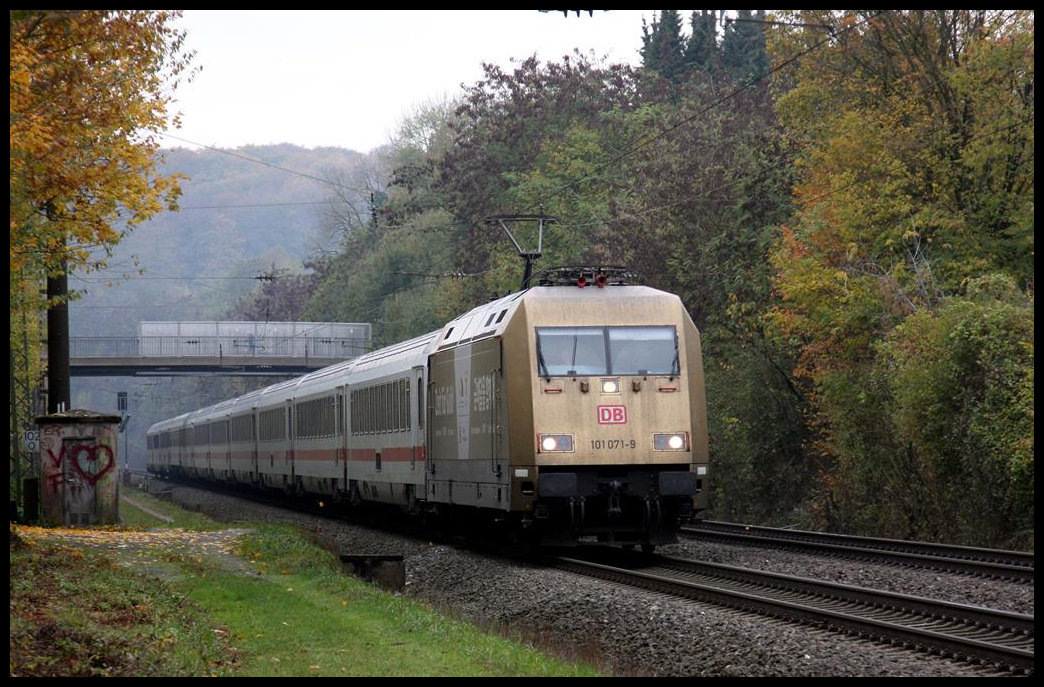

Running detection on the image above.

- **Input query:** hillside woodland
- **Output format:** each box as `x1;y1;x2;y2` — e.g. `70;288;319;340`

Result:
51;11;1033;548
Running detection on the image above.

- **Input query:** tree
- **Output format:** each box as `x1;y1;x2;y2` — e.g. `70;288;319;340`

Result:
878;275;1034;547
436;54;645;308
684;10;719;76
9;9;196;417
11;10;195;418
721;10;770;84
10;10;195;281
608;64;806;524
767;10;1034;545
641;10;688;83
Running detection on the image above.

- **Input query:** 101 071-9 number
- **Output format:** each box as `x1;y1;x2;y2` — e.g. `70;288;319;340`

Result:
590;439;636;450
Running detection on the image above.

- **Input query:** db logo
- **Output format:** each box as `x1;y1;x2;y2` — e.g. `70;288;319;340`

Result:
597;405;627;425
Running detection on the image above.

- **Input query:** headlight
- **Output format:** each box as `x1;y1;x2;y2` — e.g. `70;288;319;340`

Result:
538;434;574;452
600;378;619;394
653;432;688;451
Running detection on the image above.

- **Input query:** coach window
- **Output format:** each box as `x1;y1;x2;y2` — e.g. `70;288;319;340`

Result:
379;384;387;433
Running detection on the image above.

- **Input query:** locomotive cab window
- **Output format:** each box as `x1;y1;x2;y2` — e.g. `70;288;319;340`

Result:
608;326;678;375
536;326;679;377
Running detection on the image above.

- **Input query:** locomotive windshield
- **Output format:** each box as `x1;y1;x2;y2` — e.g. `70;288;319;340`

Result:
536;326;679;377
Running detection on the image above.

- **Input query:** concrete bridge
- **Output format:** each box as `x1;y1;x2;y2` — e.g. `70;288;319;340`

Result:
70;321;371;377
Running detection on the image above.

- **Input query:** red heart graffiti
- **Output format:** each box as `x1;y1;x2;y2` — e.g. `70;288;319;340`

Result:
70;444;115;486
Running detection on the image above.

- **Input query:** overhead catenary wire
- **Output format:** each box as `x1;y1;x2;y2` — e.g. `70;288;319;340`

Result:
154;131;374;194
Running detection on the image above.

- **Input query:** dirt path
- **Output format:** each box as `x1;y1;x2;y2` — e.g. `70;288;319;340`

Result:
121;494;176;522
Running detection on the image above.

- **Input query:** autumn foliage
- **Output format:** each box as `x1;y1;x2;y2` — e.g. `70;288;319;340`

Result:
766;11;1033;545
10;10;194;280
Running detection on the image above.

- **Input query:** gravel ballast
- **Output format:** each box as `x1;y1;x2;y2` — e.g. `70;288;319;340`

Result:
153;482;1032;677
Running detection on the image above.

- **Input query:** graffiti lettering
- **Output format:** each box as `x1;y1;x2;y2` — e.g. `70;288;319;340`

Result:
40;442;117;489
44;444;64;469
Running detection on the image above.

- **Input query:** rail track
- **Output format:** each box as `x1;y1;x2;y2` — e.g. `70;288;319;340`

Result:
549;549;1034;674
682;521;1034;583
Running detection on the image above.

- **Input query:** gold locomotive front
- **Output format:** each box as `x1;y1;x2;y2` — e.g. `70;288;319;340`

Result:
428;283;708;547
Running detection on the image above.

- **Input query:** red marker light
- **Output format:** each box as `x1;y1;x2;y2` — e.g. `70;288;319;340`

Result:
577;276;587;288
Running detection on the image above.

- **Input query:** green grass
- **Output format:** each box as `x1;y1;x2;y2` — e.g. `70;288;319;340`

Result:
9;533;232;676
9;491;604;677
180;523;599;676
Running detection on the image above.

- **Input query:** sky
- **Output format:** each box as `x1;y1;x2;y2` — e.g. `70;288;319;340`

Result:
165;10;657;154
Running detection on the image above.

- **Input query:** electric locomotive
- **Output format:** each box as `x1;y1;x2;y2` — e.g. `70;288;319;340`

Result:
146;267;709;550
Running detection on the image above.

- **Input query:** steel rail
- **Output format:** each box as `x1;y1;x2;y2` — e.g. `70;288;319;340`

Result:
682;522;1034;583
550;553;1034;673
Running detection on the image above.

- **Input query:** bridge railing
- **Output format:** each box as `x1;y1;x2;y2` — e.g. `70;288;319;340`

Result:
70;336;371;360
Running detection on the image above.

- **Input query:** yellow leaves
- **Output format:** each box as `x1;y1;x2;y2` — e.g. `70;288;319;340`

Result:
10;524;251;562
10;10;194;280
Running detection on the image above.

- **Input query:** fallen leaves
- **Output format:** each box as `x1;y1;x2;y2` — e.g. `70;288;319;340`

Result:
12;525;252;558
